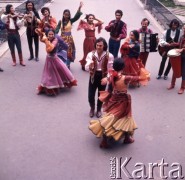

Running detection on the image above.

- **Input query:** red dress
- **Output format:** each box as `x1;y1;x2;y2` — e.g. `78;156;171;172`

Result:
77;20;102;67
120;39;150;86
89;75;139;141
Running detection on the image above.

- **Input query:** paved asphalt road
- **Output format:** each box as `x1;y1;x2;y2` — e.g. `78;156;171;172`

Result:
0;0;185;180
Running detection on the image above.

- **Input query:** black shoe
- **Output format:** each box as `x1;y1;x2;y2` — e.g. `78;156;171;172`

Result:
89;108;95;118
164;75;168;80
81;66;85;71
35;57;39;62
0;67;4;72
28;56;34;61
156;75;161;79
96;110;102;118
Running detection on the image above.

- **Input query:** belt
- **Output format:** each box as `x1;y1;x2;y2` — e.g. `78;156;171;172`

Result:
61;32;71;36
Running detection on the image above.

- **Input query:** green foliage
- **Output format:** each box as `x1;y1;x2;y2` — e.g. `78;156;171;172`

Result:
158;0;176;7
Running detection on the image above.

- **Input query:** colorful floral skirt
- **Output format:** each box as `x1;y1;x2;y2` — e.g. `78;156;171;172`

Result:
61;33;75;62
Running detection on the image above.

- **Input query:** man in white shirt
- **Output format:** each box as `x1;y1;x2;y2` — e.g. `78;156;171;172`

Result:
85;37;114;118
1;4;25;66
156;19;181;80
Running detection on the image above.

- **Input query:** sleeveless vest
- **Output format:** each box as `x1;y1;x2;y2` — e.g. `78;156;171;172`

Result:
90;51;109;83
110;20;124;38
6;14;19;32
166;29;180;43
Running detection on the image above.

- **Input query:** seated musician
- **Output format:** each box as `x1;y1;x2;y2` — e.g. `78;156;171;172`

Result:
156;19;181;80
167;24;185;94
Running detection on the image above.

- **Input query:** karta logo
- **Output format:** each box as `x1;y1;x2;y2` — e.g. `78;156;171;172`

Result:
110;157;184;179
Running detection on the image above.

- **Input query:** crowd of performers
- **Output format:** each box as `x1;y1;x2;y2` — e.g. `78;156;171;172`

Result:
0;1;185;148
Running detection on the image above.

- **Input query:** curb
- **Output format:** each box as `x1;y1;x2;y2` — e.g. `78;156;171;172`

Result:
136;0;164;34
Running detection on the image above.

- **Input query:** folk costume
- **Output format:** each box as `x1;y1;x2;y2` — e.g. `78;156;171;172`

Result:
24;9;40;61
1;11;25;66
137;27;153;67
168;35;185;94
89;69;149;147
157;28;181;79
120;38;150;87
55;10;82;68
37;33;77;96
85;50;114;117
105;19;127;58
77;19;102;70
39;15;57;33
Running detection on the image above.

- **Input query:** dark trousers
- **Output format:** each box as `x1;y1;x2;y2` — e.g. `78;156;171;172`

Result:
182;54;185;80
8;33;22;54
158;56;171;76
26;28;39;58
139;52;149;67
108;38;120;58
88;71;106;110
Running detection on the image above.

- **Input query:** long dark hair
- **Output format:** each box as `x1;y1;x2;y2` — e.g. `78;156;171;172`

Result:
62;9;71;29
85;14;95;22
169;19;180;28
94;37;108;51
25;1;36;12
5;4;13;14
131;30;139;41
46;29;55;37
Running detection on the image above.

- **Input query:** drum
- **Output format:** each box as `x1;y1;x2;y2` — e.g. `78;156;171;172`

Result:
167;49;181;78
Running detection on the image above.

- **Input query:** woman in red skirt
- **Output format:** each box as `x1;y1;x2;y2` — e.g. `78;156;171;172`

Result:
89;58;150;148
77;14;103;70
120;30;150;87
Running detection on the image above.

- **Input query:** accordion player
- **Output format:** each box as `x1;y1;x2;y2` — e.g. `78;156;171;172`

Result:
139;33;158;52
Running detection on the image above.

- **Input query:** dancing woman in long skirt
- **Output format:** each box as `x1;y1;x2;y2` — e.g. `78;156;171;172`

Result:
89;58;150;148
36;29;77;96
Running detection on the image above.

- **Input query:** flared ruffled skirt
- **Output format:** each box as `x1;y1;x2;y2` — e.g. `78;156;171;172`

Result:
38;54;77;95
89;113;137;141
89;91;137;141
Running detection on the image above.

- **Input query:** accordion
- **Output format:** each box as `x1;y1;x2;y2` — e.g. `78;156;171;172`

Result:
139;33;158;52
